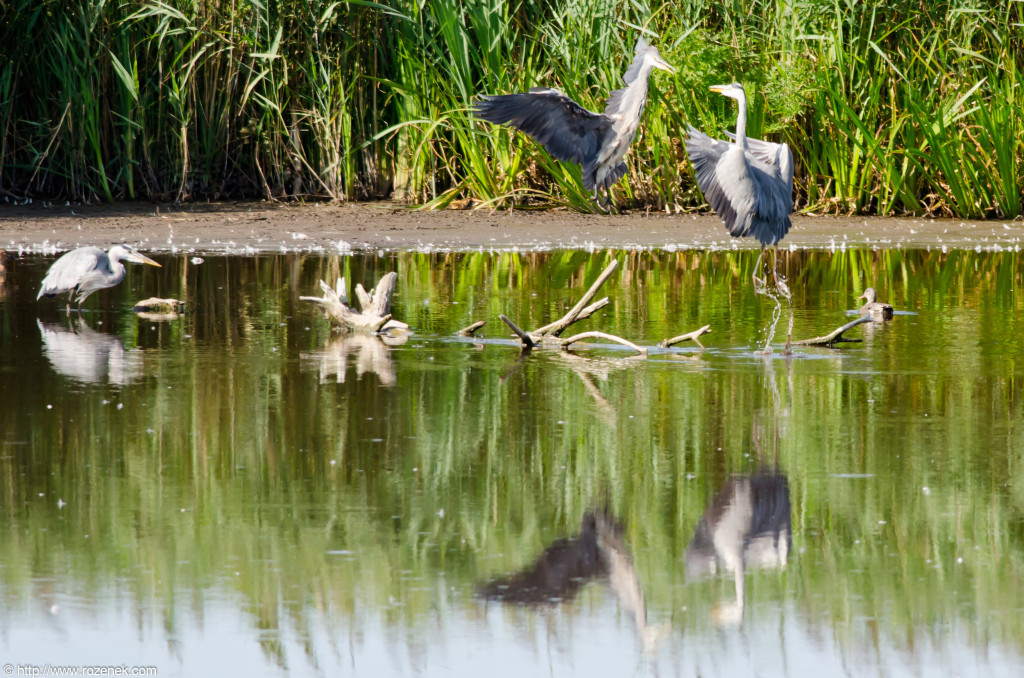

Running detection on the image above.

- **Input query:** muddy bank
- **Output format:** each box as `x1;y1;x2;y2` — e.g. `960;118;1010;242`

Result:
3;201;1022;254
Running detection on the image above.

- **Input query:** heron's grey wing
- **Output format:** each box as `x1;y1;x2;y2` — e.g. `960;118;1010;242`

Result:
474;89;612;189
37;247;106;298
685;126;753;237
725;132;795;195
746;162;793;245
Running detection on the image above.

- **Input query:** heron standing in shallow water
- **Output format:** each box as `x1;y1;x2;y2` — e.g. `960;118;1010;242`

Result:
473;37;675;211
685;82;795;350
37;245;161;316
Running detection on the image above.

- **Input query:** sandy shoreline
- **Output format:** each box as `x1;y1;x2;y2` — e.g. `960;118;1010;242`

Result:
2;201;1022;254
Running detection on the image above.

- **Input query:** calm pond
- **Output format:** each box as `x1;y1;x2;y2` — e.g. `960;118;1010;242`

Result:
0;248;1022;677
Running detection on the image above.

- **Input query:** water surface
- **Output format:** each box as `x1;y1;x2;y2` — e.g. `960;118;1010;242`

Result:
0;249;1022;676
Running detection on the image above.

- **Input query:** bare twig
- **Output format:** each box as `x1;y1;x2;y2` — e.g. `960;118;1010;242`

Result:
456;320;486;337
532;298;610;335
500;314;536;348
791;315;870;346
534;260;619;337
560;331;648;355
658;325;712;349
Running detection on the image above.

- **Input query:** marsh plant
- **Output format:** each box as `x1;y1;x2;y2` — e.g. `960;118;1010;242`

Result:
0;0;1021;217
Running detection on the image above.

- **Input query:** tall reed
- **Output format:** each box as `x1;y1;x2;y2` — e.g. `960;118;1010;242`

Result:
0;0;1021;217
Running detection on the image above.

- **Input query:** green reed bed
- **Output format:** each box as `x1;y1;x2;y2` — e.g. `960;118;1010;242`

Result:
1;0;1022;216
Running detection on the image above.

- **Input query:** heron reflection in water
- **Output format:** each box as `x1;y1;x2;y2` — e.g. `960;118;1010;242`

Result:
37;319;144;385
479;506;667;651
37;245;161;315
685;471;791;626
474;37;675;212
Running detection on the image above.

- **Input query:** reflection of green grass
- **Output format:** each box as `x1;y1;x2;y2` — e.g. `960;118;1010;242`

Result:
1;249;1024;661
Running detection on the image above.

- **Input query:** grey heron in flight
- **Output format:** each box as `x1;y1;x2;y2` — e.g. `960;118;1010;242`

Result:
473;37;675;211
685;82;794;249
37;244;161;315
686;82;795;350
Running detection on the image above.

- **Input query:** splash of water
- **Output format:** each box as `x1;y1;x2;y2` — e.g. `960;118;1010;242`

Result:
754;251;794;354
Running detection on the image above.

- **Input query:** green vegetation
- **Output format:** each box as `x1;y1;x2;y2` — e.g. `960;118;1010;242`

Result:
2;1;1021;216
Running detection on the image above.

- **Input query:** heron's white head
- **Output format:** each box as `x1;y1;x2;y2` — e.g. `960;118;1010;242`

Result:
710;82;746;101
111;244;162;268
623;38;675;83
635;37;675;73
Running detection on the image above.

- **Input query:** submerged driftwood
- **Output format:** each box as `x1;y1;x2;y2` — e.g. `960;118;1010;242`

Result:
791;315;870;346
301;272;408;332
489;260;708;356
658;325;712;349
456;320;486;337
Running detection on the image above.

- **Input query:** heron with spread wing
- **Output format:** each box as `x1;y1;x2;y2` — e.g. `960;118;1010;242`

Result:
37;244;161;316
686;82;795;349
474;37;675;211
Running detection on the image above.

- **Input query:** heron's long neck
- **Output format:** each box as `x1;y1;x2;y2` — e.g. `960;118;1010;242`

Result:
735;91;748;152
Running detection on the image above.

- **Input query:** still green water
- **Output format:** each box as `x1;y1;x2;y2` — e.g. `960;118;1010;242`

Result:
0;248;1022;677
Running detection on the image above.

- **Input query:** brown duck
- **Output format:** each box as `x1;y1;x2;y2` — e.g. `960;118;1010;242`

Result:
858;287;894;320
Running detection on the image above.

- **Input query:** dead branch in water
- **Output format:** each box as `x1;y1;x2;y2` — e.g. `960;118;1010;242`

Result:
500;314;536;348
301;272;409;332
456;320;486;337
791;315;870;346
532;260;619;337
658;325;711;349
497;259;709;357
560;331;647;355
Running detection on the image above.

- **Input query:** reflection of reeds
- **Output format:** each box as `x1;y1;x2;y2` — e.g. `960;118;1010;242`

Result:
1;2;1021;217
1;249;1024;662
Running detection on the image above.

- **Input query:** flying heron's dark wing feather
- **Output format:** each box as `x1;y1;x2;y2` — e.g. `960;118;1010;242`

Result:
37;247;106;299
474;90;612;188
604;161;628;189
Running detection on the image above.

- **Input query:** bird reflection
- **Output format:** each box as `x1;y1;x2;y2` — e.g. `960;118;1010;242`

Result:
480;507;666;651
304;333;408;387
37;319;144;385
684;471;791;626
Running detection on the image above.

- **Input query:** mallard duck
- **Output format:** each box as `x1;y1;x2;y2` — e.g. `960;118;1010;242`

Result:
858;287;894;320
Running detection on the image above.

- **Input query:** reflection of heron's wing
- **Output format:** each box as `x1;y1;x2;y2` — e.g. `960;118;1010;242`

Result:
474;89;612;190
685;473;791;577
479;512;603;604
36;320;142;385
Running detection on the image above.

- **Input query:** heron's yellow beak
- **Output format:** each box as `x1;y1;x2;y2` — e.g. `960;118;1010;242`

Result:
709;84;727;94
137;253;162;268
653;56;676;74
